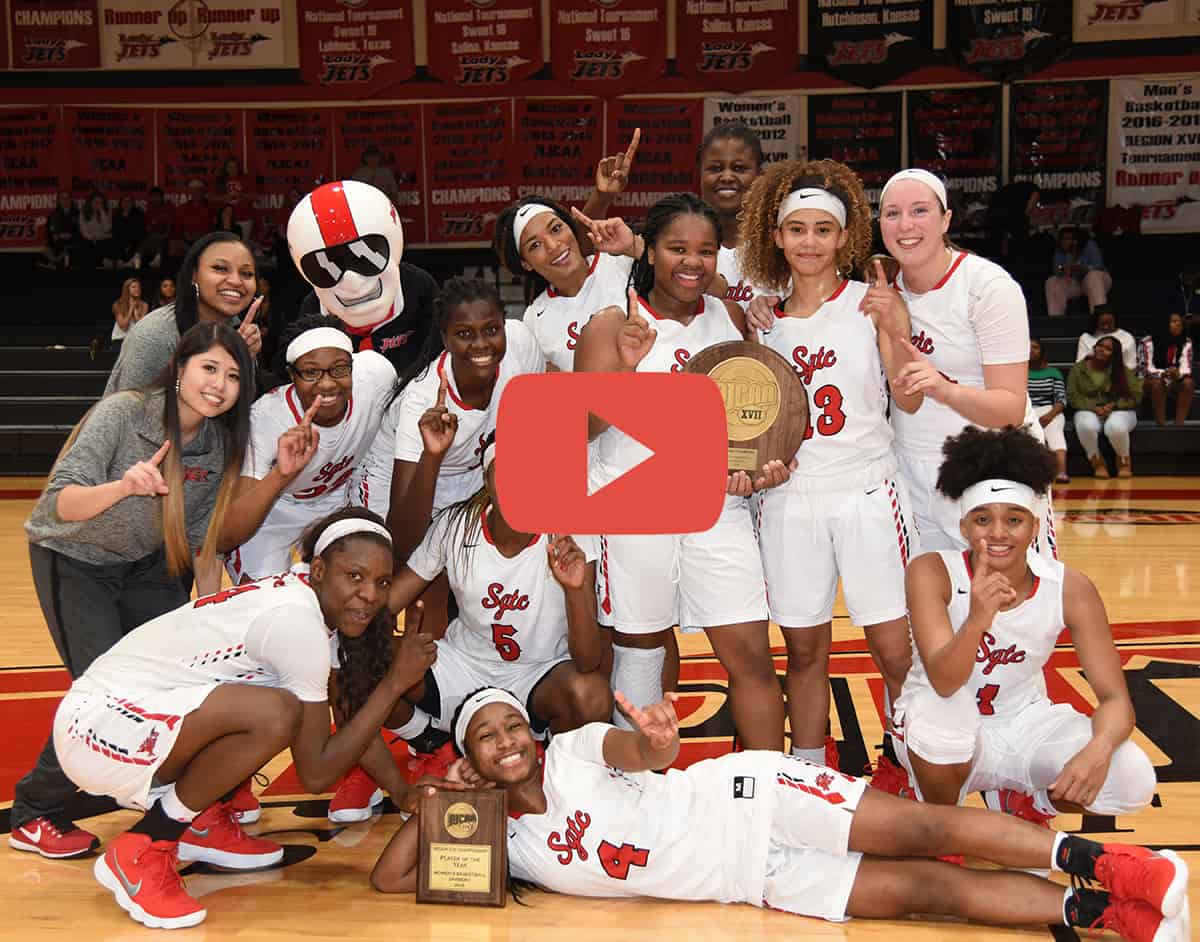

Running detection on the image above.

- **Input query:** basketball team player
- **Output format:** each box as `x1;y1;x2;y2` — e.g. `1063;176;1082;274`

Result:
698;122;766;310
575;193;785;749
372;688;1190;942
51;509;439;929
737;159;921;780
894;426;1158;828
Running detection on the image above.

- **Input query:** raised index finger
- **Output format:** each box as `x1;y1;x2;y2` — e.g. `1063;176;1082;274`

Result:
436;372;449;409
302;396;321;425
873;258;887;288
626;285;638;321
569;204;597;230
622;127;641;167
240;295;263;330
149;440;171;466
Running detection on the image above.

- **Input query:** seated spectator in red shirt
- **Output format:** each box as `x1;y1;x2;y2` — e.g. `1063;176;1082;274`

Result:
173;179;213;252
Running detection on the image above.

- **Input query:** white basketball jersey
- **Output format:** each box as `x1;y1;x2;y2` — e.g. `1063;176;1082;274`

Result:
760;280;894;480
904;549;1065;718
718;245;760;310
507;723;775;904
407;509;599;666
891;252;1039;458
593;295;740;487
244;350;395;507
524;253;633;372
72;570;332;703
390;319;545;511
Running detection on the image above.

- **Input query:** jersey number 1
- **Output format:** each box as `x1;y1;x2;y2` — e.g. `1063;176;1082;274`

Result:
976;683;1000;716
491;623;521;661
597;840;649;880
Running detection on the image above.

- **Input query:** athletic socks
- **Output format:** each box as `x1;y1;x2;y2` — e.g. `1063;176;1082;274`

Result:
389;705;434;740
1063;886;1110;927
791;745;826;765
129;785;199;843
611;645;666;731
1051;833;1105;879
1031;788;1060;818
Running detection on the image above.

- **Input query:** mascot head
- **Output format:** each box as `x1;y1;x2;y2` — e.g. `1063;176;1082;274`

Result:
287;180;404;330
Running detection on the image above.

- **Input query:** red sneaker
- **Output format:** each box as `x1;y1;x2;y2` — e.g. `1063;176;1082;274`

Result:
1091;897;1183;942
93;832;206;929
328;766;384;823
228;775;263;824
9;815;99;859
869;756;915;800
1096;846;1189;919
405;742;457;784
177;801;283;870
983;788;1055;827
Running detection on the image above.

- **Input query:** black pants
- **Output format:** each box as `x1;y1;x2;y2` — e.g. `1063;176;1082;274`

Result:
11;545;187;829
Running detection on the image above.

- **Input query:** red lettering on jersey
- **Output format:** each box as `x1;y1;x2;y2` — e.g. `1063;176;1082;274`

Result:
790;345;838;386
293;454;356;501
194;584;261;607
910;330;935;355
547;810;591;864
482;582;531;619
976;632;1027;676
670;349;691;373
597;839;650;880
183;467;212;482
725;280;753;303
566;320;581;351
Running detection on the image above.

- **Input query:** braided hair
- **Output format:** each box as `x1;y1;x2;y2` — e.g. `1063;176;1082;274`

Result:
628;193;722;299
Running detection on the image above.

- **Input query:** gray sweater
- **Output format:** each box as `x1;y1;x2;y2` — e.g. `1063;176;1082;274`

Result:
25;389;228;565
104;304;179;395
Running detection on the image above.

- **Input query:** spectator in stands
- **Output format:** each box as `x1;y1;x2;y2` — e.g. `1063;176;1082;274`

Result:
1068;336;1142;479
989;180;1039;260
351;146;399;206
1045;226;1110;317
40;191;78;270
218;156;254;240
134;186;173;270
173;179;213;254
77;191;120;269
1076;306;1137;370
109;277;149;351
1141;311;1194;426
113;195;145;267
155;276;176;309
1028;338;1069;483
216;203;241;236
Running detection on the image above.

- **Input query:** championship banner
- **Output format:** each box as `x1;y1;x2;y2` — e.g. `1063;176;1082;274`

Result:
333;106;425;239
157;108;245;201
807;0;933;89
1010;82;1107;228
947;0;1071;81
605;99;701;225
0;107;63;248
99;0;287;69
513;99;603;206
1110;75;1200;233
10;0;101;68
807;93;903;211
676;0;799;92
702;96;802;168
299;0;414;93
1076;0;1200;42
246;110;333;210
548;0;666;96
65;107;154;201
425;0;541;88
907;86;1002;236
423;100;513;244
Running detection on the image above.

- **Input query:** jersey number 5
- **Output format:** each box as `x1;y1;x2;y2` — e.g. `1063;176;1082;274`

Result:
976;683;1000;716
491;623;521;661
802;384;847;440
597;840;649;880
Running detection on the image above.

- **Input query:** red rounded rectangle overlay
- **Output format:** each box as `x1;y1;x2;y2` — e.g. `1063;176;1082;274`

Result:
495;372;728;535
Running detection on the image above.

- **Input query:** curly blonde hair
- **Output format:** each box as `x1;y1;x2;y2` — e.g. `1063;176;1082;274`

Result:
737;159;873;292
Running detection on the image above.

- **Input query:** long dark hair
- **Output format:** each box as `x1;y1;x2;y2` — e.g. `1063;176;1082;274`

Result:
299;507;396;721
1094;336;1131;399
493;196;583;305
629;193;722;298
174;231;255;336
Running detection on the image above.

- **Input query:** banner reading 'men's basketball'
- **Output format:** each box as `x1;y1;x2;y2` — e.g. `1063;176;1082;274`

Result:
99;0;288;69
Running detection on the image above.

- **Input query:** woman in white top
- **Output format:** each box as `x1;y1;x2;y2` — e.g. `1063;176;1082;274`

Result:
1077;307;1138;371
699;122;766;310
110;277;149;347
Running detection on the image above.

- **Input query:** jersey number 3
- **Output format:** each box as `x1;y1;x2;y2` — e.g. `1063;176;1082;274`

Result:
802;384;847;440
597;840;649;880
491;623;521;661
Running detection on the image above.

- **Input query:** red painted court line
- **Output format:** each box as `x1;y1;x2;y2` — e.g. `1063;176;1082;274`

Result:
1052;488;1200;500
0;490;40;500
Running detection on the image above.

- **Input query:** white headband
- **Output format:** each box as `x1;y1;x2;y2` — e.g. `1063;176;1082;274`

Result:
959;479;1039;518
880;168;948;212
777;187;847;228
313;519;393;558
513;203;557;247
286;327;354;366
455;687;529;755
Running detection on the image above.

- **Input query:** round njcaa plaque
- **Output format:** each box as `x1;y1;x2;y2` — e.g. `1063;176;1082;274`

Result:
685;341;809;473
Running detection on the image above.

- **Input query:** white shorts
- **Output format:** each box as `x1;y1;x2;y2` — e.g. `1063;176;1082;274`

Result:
763;755;867;921
758;477;917;627
355;461;391;518
897;449;1059;561
595;497;767;634
225;496;347;583
53;684;217;811
417;639;567;734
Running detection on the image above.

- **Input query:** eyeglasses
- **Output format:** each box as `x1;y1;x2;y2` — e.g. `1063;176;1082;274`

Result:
291;363;353;383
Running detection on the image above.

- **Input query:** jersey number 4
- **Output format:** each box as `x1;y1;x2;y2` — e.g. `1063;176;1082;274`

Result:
597;840;649;880
491;623;521;661
976;683;1000;716
193;584;260;608
802;384;847;440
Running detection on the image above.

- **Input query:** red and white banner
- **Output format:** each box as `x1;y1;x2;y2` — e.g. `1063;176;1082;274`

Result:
246;110;333;210
549;0;666;96
157;108;245;201
605;99;701;225
513;98;603;206
0;108;64;248
702;96;803;167
422;100;513;244
676;0;798;92
298;0;414;94
9;0;101;68
425;0;541;88
333;106;426;239
99;0;287;69
65;107;154;201
1076;0;1200;42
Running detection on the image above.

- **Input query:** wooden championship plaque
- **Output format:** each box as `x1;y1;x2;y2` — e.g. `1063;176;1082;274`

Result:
685;341;809;473
416;788;508;907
